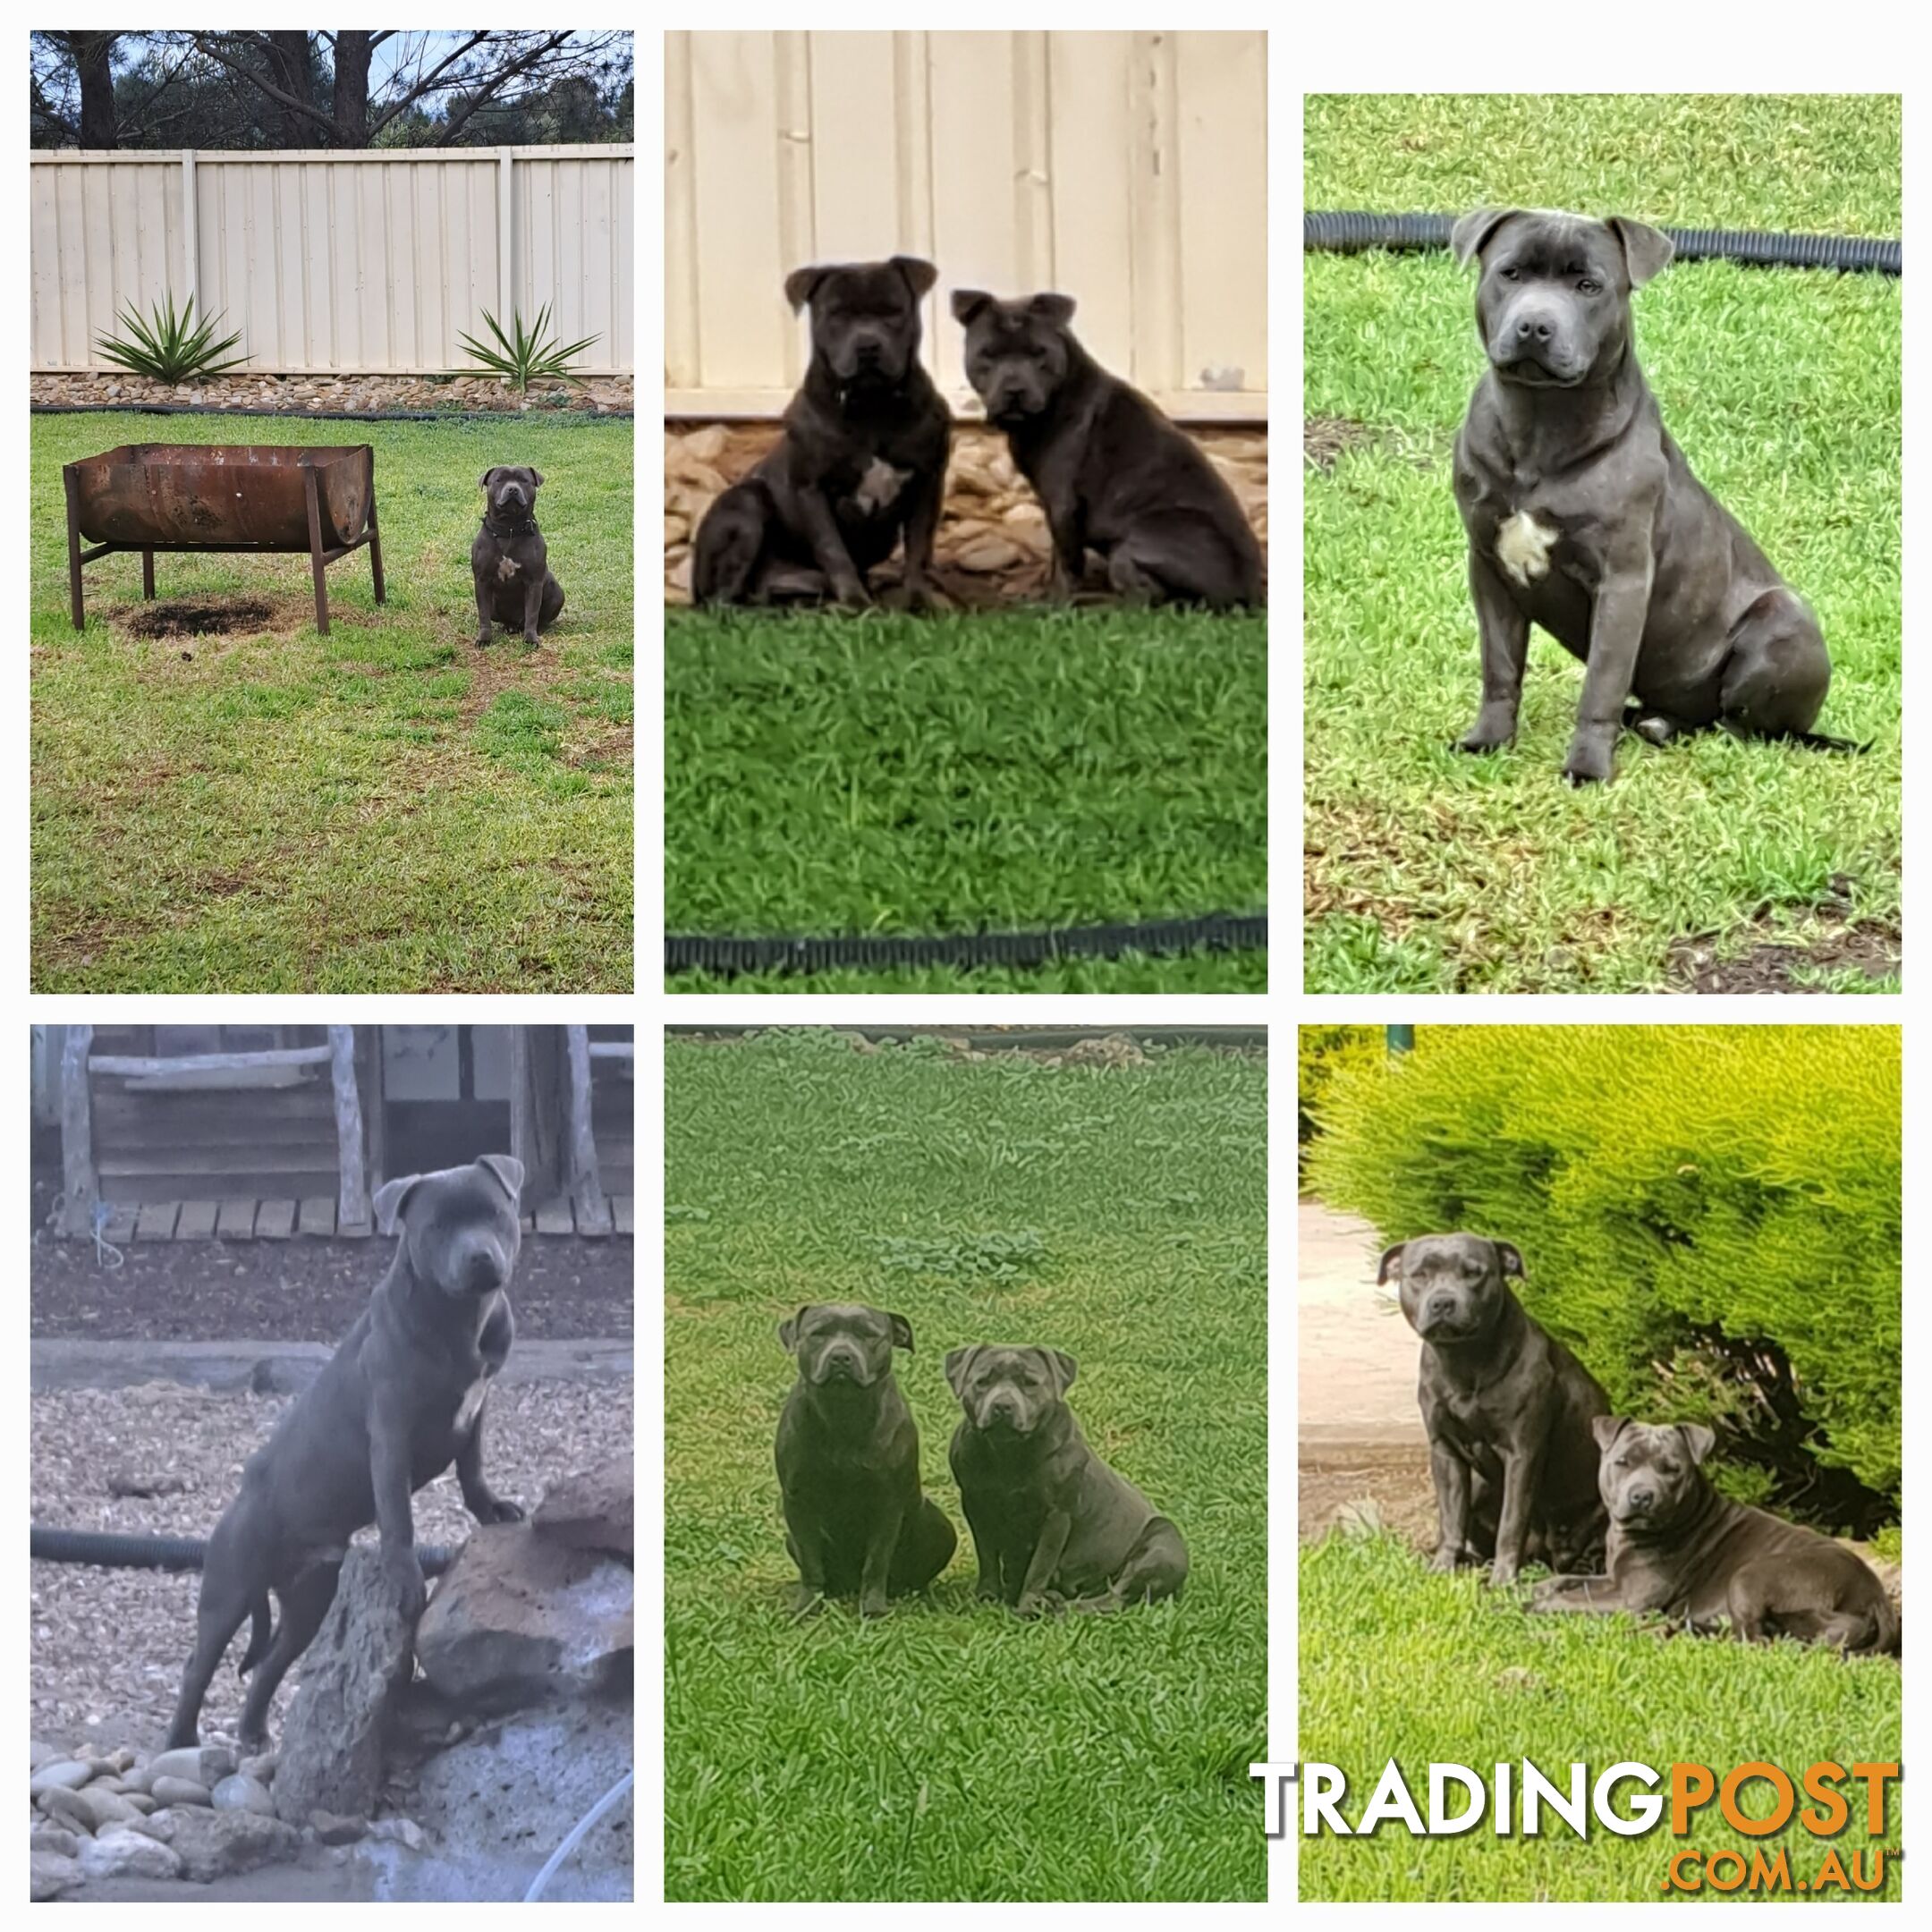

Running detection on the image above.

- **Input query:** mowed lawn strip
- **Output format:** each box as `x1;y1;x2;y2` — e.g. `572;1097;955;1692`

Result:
665;606;1267;985
32;411;633;991
1302;94;1900;992
665;1032;1267;1902
1300;1532;1902;1902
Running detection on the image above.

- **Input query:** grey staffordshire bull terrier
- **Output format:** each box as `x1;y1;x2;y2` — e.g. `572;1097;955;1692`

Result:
1452;208;1859;784
775;1303;956;1617
473;465;564;648
945;1344;1188;1615
1530;1418;1899;1655
694;257;951;609
165;1157;527;1750
953;289;1263;609
1383;1233;1609;1585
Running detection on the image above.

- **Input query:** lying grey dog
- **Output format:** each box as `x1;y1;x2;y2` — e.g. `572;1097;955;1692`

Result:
775;1303;955;1617
472;465;565;648
165;1157;527;1750
1530;1418;1899;1655
694;257;951;609
1384;1233;1609;1585
1451;207;1858;783
953;289;1262;609
945;1343;1187;1614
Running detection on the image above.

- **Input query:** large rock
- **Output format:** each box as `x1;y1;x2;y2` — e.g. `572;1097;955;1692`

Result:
274;1546;419;1826
30;1758;93;1796
532;1454;634;1562
417;1522;631;1707
164;1806;303;1882
77;1826;185;1882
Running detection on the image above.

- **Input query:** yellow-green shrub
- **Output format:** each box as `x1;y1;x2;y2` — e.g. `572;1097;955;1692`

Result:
1298;1025;1384;1148
1308;1027;1900;1519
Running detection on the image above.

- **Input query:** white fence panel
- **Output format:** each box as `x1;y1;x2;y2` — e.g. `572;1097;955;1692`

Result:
30;146;633;374
664;30;1267;419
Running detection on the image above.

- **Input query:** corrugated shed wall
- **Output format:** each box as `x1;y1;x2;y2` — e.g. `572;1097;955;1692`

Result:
30;146;633;373
665;30;1267;419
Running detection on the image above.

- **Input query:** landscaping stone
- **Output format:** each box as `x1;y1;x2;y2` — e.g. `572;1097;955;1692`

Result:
32;371;632;417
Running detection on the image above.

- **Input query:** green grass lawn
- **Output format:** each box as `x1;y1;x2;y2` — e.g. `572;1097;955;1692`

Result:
1303;94;1901;993
32;412;632;991
665;607;1267;993
665;1031;1267;1902
1300;1532;1902;1902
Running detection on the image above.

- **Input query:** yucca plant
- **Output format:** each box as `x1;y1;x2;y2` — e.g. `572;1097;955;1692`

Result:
454;303;600;393
95;293;248;386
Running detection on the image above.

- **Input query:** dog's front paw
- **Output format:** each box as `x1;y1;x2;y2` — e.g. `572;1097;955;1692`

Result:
1487;1556;1522;1589
473;631;493;650
1561;743;1614;785
1013;1590;1048;1620
858;1590;889;1620
787;1583;825;1620
521;631;541;648
1428;1545;1465;1574
386;1550;428;1620
484;1497;525;1524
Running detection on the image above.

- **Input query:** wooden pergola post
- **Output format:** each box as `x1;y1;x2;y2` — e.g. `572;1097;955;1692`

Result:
58;1025;97;1237
329;1026;370;1229
565;1025;614;1233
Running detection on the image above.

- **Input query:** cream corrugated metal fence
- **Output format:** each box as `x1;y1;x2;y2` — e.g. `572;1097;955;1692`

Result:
30;145;634;374
665;30;1266;420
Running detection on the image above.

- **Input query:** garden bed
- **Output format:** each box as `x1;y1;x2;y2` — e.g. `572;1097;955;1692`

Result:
33;371;633;417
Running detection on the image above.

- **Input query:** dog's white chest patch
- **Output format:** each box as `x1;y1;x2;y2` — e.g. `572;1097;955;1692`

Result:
1495;511;1558;586
454;1383;487;1434
852;457;911;515
496;556;521;581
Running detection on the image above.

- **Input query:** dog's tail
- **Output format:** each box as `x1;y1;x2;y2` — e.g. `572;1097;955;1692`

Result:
1784;729;1873;755
236;1595;274;1676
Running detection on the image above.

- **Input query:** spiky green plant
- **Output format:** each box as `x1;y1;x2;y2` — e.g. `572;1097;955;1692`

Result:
453;304;600;393
95;293;248;386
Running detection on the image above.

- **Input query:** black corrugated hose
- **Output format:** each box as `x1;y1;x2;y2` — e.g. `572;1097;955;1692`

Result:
1304;210;1901;275
665;911;1267;979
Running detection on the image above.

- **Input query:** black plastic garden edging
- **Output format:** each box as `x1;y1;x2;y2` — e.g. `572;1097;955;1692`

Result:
665;911;1267;979
1304;211;1901;276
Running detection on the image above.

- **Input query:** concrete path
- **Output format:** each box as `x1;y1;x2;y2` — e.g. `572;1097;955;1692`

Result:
1298;1197;1419;1448
30;1337;633;1394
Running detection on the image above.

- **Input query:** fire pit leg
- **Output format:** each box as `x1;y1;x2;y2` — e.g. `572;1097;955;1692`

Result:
366;459;386;606
63;465;84;631
302;461;331;636
141;549;156;600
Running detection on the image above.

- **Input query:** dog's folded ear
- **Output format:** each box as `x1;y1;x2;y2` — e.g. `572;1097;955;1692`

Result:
1592;1414;1631;1452
1493;1240;1525;1280
1045;1349;1078;1393
1376;1241;1406;1285
891;255;939;301
528;468;544;488
784;265;828;313
778;1305;815;1352
1679;1422;1716;1466
1451;207;1518;268
477;1154;526;1205
479;467;500;491
951;288;996;326
1027;292;1076;326
373;1172;423;1236
1609;216;1674;288
888;1313;915;1352
944;1344;981;1395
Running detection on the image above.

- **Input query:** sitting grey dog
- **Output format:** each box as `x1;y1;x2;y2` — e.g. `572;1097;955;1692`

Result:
472;465;565;648
952;289;1262;608
1385;1233;1609;1585
693;257;951;609
775;1303;956;1617
945;1343;1188;1615
1530;1417;1899;1654
1450;208;1858;782
165;1157;528;1750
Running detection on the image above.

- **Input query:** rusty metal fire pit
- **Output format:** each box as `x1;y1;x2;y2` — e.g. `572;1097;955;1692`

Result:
62;443;386;636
